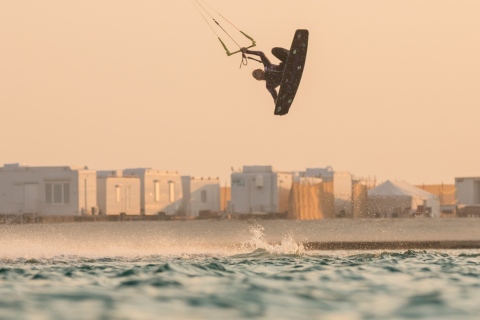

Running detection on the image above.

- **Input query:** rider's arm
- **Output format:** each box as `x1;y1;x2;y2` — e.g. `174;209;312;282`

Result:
244;49;272;68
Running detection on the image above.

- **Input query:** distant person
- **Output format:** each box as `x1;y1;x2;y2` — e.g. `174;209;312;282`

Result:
241;47;289;103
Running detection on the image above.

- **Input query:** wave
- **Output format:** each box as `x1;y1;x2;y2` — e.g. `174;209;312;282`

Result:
239;224;305;256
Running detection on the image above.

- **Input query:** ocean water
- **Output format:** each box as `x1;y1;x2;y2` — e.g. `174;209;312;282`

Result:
0;222;479;320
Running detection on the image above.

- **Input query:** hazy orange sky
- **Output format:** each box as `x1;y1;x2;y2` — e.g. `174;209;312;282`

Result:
1;1;479;185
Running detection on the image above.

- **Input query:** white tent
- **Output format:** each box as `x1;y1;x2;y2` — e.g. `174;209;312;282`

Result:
368;180;440;217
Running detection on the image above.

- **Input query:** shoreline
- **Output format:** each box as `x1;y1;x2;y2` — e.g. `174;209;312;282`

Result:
302;240;480;250
1;218;479;252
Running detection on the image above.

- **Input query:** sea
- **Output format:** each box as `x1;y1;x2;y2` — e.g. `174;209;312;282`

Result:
0;221;479;320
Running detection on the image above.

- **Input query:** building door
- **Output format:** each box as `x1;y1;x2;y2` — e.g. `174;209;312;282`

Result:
23;184;39;213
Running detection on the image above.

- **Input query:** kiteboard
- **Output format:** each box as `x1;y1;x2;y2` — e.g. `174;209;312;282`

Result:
274;29;309;116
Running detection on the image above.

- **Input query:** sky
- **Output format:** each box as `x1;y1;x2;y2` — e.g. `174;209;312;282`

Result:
1;0;479;186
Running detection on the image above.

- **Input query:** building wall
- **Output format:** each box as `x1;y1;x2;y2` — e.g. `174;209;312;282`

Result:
276;172;293;213
124;168;183;215
353;182;368;218
288;177;329;220
0;164;96;216
425;196;441;218
97;178;107;215
220;186;230;212
182;177;220;217
180;176;191;216
455;177;480;206
231;171;274;213
230;166;292;214
305;167;334;179
97;176;141;215
333;172;353;216
305;168;353;217
416;184;456;206
76;170;98;215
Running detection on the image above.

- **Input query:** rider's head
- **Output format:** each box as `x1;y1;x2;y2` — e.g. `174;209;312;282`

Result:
252;69;265;81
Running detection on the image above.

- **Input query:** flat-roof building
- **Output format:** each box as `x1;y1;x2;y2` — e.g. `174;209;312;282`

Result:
230;165;292;215
455;177;480;206
97;171;141;215
181;176;220;217
0;163;97;216
123;168;183;215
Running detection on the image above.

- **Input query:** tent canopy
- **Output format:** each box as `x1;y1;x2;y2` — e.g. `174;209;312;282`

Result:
368;180;440;217
369;180;436;200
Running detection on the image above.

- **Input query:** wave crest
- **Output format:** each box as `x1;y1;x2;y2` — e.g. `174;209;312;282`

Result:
240;224;304;256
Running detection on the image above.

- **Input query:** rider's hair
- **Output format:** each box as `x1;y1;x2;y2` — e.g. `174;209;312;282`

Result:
252;69;265;81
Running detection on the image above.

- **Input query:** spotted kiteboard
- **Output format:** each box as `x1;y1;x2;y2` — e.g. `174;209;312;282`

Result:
274;29;309;116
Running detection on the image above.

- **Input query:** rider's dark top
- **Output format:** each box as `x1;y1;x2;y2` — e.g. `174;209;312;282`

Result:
245;48;289;101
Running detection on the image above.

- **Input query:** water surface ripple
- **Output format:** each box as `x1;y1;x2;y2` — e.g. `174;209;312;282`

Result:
1;250;479;319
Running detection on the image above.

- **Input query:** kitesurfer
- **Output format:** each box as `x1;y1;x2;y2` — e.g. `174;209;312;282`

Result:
241;47;289;103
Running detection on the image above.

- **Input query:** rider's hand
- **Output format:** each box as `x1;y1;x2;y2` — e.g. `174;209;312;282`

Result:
240;47;247;54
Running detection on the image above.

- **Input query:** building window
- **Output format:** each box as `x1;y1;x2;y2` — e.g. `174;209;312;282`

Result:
46;182;70;205
201;190;207;203
169;181;175;203
53;184;62;203
115;185;121;203
232;178;245;187
154;181;160;202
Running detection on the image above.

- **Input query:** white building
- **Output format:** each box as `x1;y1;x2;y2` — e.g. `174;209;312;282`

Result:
305;167;353;217
230;165;292;214
0;163;97;216
181;176;220;217
123;168;183;215
368;180;441;217
97;171;141;215
455;177;480;206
